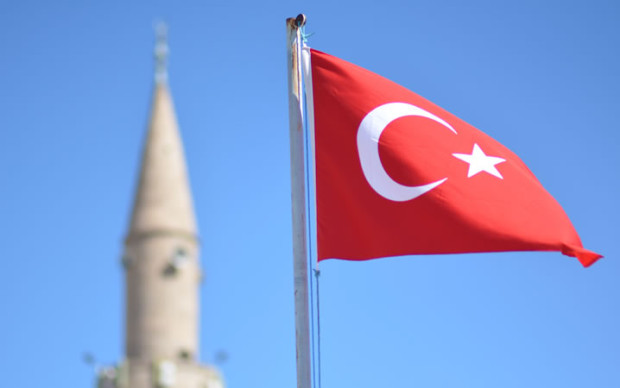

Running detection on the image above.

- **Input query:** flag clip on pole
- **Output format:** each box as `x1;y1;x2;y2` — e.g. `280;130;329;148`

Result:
286;14;312;388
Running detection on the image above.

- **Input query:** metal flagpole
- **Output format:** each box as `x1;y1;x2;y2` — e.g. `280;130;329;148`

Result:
286;14;312;388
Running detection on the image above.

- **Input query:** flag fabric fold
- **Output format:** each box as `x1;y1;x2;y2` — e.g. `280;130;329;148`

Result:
302;47;601;267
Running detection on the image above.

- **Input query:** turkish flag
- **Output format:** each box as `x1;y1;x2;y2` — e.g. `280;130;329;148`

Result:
303;48;601;267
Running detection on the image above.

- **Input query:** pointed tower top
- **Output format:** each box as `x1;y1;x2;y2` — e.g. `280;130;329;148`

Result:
126;28;197;243
154;21;169;84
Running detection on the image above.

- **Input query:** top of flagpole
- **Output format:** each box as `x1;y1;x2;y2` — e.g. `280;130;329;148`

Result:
295;14;306;28
287;13;306;30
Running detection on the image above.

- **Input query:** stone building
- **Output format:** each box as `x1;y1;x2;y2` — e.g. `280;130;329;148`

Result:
97;25;224;388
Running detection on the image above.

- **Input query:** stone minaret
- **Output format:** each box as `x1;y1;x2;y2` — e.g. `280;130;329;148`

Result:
97;24;223;388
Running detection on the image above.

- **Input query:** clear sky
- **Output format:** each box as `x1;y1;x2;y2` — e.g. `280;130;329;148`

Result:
0;1;618;387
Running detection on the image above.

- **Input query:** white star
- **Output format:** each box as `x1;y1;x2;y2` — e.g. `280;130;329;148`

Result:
452;143;506;179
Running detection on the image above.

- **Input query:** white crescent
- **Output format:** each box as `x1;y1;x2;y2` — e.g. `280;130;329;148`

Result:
357;102;457;202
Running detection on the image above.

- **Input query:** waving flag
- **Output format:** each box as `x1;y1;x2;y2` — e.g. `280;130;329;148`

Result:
302;47;601;267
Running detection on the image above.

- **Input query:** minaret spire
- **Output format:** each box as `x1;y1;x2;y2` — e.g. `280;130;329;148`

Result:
96;23;223;388
116;25;223;388
154;21;169;84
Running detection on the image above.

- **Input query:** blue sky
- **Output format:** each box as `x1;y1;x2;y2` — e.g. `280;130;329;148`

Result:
0;1;618;387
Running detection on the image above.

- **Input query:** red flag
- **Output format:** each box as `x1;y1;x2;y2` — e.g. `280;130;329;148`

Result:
303;48;601;267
